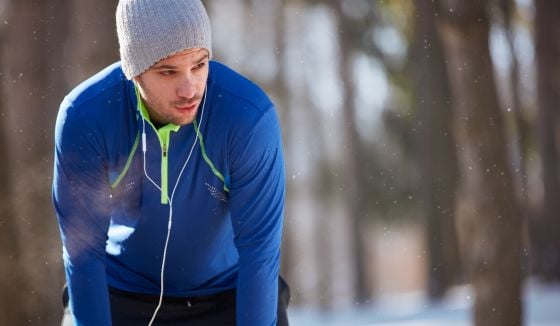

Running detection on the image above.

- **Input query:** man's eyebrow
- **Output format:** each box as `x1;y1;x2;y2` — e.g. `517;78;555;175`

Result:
152;54;209;70
152;64;177;70
194;54;210;64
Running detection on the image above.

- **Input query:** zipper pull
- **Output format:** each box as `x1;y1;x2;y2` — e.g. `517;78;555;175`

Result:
162;145;168;157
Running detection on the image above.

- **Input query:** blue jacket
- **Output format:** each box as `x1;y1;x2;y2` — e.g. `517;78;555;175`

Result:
53;61;285;325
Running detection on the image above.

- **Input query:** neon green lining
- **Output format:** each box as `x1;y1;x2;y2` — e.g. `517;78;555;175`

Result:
193;119;230;193
111;132;140;189
135;86;180;204
157;125;179;204
133;86;228;198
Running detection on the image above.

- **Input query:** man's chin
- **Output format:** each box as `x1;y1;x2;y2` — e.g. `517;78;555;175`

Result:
174;106;199;124
176;114;198;126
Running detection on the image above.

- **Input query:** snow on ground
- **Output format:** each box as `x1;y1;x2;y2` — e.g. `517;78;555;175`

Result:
288;280;560;326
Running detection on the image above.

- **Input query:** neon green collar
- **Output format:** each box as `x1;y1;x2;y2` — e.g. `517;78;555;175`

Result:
134;84;181;133
134;84;180;204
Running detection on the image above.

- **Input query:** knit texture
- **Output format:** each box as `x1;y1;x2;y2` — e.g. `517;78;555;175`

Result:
116;0;212;79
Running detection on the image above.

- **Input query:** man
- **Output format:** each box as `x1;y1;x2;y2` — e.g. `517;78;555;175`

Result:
53;0;289;325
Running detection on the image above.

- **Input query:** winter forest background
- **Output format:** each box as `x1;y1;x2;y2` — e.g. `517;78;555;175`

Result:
1;0;560;325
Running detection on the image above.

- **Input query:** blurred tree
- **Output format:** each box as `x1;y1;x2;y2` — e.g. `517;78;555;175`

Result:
533;0;560;281
496;0;532;278
437;1;523;325
329;0;373;303
411;0;462;300
498;0;529;197
0;18;26;326
66;0;119;85
2;0;66;324
47;0;71;106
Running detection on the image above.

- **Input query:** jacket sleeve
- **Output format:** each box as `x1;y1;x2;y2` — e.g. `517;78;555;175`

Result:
228;105;286;326
53;97;113;325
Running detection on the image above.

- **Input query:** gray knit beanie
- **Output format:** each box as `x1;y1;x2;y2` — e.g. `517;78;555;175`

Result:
116;0;212;79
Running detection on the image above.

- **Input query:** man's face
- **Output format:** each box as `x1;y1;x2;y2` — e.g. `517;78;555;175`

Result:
134;48;210;126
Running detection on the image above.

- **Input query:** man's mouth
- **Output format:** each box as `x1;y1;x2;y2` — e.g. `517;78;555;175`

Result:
175;102;198;111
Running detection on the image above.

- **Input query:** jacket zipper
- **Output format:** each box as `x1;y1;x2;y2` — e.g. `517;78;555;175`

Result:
135;85;178;205
160;139;169;204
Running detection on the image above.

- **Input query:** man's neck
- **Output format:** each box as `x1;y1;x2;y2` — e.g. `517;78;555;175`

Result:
151;120;166;130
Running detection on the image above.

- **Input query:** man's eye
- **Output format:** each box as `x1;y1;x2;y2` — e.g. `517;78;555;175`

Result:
193;62;206;70
160;70;175;76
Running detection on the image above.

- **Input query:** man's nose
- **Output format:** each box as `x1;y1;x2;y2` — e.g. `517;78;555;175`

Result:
176;76;197;99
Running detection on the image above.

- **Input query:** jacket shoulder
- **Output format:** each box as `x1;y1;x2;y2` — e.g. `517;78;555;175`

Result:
64;62;129;109
55;62;134;153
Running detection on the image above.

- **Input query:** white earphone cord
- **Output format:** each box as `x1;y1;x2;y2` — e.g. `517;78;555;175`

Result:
142;86;207;326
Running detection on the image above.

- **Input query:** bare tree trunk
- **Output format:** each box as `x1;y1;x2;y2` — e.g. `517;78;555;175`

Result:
336;38;372;306
533;0;560;281
437;1;523;325
411;0;462;300
305;97;335;310
47;0;71;106
3;0;66;324
340;55;371;304
500;0;529;201
67;0;119;85
325;1;373;305
0;5;24;325
498;0;532;279
0;23;27;326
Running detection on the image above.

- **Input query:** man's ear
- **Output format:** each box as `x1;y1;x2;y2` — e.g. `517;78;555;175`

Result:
132;76;145;93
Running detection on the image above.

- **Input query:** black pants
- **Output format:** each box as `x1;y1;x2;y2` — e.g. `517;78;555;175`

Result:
63;277;290;325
